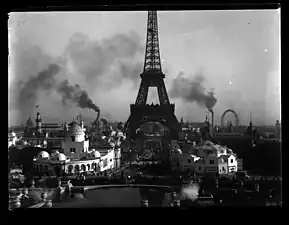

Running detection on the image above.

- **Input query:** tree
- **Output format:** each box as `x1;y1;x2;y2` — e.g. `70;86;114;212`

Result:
8;147;22;166
18;147;46;175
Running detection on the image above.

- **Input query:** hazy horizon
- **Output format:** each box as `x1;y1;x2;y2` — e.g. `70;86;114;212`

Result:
8;10;281;126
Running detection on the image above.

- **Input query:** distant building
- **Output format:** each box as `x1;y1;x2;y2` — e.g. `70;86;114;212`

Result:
22;112;65;147
33;120;121;176
170;140;238;175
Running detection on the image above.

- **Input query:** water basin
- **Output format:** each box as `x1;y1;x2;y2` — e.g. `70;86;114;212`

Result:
52;185;174;208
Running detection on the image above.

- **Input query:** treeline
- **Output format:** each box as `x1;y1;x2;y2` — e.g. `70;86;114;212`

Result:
9;146;51;175
212;137;280;176
245;142;281;176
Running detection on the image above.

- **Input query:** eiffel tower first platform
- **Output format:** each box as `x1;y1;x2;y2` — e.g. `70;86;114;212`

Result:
125;11;180;141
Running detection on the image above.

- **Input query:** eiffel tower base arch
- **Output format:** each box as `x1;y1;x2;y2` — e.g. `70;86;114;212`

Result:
125;103;180;142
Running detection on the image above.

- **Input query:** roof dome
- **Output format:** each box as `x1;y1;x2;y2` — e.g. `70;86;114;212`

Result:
173;148;182;155
69;122;84;135
202;141;215;146
90;151;101;158
37;151;50;159
51;150;59;158
26;117;34;128
58;153;66;161
52;153;66;161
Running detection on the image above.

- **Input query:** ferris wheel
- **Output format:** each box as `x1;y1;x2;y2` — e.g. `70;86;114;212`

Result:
221;109;240;127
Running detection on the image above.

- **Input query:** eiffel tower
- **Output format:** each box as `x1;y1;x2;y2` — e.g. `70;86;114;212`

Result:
125;11;180;141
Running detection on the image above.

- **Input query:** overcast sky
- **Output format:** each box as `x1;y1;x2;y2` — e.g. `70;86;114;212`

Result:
8;10;280;126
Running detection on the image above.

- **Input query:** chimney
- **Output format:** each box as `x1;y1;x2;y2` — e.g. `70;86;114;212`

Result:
211;110;214;131
208;108;214;134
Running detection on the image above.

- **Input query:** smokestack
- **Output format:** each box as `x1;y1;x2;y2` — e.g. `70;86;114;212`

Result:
57;79;100;113
208;108;214;133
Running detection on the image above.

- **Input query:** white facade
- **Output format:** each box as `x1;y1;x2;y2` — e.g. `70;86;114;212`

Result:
61;140;89;160
227;154;238;173
8;131;18;148
170;141;238;175
32;121;121;176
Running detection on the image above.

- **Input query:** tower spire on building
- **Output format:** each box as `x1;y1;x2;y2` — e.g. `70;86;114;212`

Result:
205;114;208;122
249;111;252;126
35;111;42;133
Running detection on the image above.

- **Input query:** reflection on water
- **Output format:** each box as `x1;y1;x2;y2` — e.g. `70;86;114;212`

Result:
52;187;171;208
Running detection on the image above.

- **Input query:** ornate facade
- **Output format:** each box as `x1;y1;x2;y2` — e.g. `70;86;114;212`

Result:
33;121;121;176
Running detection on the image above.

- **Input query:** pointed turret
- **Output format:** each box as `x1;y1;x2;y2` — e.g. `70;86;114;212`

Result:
246;112;253;135
26;116;34;128
35;112;43;133
180;117;184;128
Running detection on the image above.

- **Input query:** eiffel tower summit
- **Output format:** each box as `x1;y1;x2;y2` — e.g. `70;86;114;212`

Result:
125;10;180;141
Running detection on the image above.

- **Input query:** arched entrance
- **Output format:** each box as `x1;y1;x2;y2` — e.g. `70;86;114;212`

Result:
74;165;80;174
94;163;100;173
68;165;73;173
54;166;61;177
81;164;86;172
91;163;95;171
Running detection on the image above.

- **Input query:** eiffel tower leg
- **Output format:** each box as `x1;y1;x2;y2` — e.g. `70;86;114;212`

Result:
157;79;170;105
135;79;149;105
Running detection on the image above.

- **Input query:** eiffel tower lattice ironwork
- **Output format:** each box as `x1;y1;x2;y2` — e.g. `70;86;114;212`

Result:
135;10;170;105
125;10;180;141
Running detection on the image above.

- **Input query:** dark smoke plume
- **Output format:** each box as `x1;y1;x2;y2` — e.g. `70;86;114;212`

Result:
57;79;100;112
65;31;144;87
15;63;100;115
15;64;60;116
11;30;143;124
169;70;217;110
